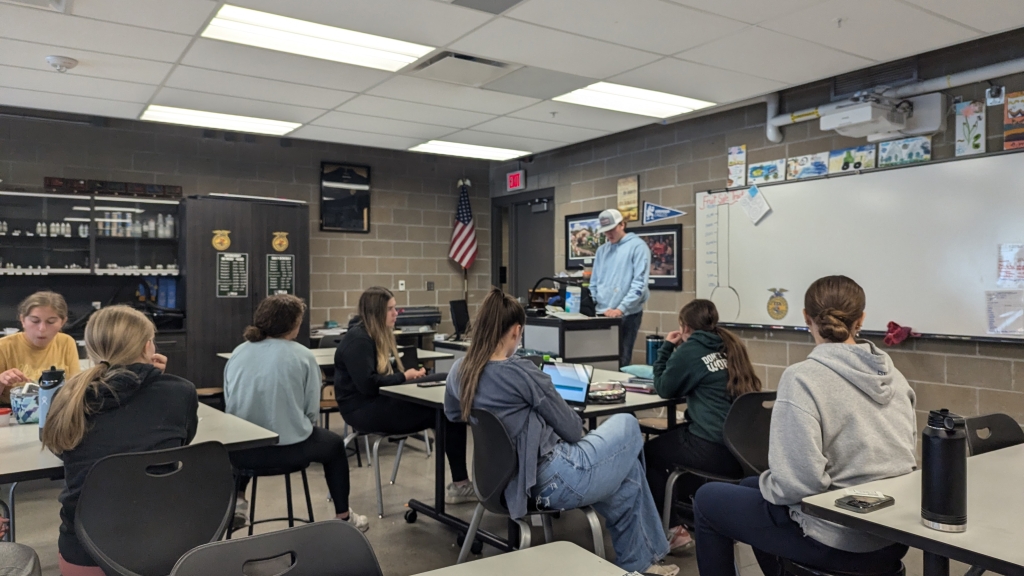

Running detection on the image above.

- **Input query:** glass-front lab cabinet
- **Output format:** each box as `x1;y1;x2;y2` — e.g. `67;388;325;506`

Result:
92;197;179;277
0;191;92;274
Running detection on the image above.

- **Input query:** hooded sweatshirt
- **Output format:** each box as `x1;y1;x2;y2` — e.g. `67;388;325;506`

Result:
652;331;732;444
759;340;916;553
56;364;198;566
589;232;651;316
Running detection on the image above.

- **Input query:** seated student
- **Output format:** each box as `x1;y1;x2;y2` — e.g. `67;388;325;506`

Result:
41;306;197;576
0;517;42;576
334;286;474;504
224;295;367;532
693;276;915;575
1;291;81;406
644;299;761;552
444;287;679;576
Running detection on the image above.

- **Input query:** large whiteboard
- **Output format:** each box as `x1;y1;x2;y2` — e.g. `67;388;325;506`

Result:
696;151;1024;340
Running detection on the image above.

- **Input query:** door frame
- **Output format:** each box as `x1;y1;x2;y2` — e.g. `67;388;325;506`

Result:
490;187;555;298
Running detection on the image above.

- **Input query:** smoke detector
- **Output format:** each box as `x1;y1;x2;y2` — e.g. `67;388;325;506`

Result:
46;56;78;73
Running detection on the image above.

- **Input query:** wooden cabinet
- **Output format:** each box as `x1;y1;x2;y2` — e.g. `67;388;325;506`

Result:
180;196;309;388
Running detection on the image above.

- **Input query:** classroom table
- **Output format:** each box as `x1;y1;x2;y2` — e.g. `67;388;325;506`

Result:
216;347;454;367
801;444;1024;576
0;403;278;542
379;367;679;554
412;541;621;576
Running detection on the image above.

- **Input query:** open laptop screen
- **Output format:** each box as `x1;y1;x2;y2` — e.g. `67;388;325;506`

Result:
543;363;590;404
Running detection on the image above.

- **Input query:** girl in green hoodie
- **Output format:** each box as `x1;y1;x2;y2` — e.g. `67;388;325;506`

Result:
645;299;762;553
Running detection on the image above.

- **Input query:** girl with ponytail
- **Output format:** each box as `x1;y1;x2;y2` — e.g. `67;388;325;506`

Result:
42;305;198;576
645;299;761;552
444;287;678;576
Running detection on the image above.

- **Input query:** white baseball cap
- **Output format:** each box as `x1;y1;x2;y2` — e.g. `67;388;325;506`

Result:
596;209;624;234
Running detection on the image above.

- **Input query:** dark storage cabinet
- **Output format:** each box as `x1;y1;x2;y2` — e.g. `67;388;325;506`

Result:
180;196;309;388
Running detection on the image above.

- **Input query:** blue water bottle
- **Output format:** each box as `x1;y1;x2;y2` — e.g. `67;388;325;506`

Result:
38;366;65;440
646;335;665;365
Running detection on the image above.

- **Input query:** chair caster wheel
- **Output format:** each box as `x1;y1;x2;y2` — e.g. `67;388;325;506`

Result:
404;509;417;523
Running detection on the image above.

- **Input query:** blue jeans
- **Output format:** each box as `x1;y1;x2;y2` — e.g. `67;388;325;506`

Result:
530;414;669;572
693;477;908;576
619;311;643;367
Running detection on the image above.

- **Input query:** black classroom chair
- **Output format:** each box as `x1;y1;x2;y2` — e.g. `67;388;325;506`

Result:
457;408;605;563
965;413;1024;456
171;520;382;576
75;442;234;576
230;463;314;538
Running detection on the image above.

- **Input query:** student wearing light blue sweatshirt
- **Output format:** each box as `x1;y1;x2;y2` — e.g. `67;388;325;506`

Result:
224;295;368;533
590;208;651;367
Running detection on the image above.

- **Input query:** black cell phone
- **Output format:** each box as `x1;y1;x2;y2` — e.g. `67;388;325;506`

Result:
835;494;895;514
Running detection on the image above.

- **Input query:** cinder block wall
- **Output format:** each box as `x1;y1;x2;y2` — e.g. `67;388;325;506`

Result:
490;33;1024;425
0;111;492;335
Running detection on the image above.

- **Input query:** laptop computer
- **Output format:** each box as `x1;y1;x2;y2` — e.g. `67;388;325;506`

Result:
543;363;593;413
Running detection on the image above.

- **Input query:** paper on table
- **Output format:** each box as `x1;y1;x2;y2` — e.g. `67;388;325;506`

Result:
986;290;1024;335
738;185;771;224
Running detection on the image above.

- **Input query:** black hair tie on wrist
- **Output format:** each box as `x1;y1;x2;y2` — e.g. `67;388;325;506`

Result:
99;361;110;368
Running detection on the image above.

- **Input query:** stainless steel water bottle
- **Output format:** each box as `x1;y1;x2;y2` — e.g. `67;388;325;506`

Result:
921;408;967;532
646;334;665;365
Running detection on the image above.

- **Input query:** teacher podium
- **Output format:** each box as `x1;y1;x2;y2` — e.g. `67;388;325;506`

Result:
524;315;622;370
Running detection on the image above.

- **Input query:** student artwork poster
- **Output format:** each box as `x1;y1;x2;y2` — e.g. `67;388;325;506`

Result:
787;152;829;180
747;159;784;185
727;145;746;188
878;136;931;168
955;101;985;156
828;145;876;174
1005;91;1024;150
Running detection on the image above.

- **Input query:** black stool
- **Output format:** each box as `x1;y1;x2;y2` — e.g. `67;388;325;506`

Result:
230;464;314;537
783;559;906;576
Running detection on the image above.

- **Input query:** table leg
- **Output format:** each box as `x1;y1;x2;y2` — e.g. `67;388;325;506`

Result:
922;551;950;576
5;482;17;542
668;404;677;428
434;408;446;515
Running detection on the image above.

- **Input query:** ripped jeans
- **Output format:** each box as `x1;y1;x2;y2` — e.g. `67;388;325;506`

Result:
530;414;669;572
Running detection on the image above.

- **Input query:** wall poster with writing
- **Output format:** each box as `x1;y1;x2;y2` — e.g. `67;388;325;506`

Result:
216;252;249;298
267;254;295;296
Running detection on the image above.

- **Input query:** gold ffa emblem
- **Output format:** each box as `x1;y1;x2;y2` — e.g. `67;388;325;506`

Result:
767;288;789;320
272;232;289;252
212;230;231;251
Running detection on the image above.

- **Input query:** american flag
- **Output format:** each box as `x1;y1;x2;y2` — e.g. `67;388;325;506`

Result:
448;180;477;269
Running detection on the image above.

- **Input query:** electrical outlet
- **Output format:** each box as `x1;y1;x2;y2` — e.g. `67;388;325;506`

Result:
91;301;101;310
427;281;435;291
398;280;406;291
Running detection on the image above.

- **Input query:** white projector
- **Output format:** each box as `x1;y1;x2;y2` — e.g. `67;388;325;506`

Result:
820;102;907;138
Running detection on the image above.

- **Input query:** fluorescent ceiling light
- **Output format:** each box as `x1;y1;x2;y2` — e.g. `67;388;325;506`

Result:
553;82;715;118
202;5;434;72
140;105;300;136
410;141;529;161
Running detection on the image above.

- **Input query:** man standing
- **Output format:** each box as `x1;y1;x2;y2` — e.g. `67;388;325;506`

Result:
590;209;651;367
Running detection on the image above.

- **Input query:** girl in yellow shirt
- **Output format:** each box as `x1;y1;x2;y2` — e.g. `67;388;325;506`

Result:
0;291;80;406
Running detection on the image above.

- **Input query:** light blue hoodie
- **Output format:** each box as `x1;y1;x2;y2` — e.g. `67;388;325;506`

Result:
589;232;650;316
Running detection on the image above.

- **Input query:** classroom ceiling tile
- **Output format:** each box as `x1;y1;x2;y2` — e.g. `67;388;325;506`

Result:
450;18;661;78
677;26;872;85
0;65;156;103
289;125;425;150
0;38;173;84
367;76;539;115
901;0;1024;34
471;116;608;143
506;0;747;55
229;0;492;47
611;58;788;104
0;87;144;119
760;0;979;62
336;96;496;129
72;0;218;35
0;4;192;63
312;111;458;139
443;129;568;153
508;101;653;132
165;66;356;110
151;88;327;124
180;39;392;93
482;66;595;100
664;0;828;25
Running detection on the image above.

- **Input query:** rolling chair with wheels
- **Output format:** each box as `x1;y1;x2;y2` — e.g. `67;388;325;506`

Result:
457;408;605;564
171;520;382;576
74;442;234;576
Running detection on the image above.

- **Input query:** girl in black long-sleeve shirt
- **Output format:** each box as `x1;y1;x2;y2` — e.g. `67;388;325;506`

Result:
334;287;472;504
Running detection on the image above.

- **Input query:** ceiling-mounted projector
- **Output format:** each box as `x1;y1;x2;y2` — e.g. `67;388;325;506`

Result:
820;101;907;138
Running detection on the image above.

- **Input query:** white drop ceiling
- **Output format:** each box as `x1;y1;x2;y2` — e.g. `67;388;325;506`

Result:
1;0;1023;157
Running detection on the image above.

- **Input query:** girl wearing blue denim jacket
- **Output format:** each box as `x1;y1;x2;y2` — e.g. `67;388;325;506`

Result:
444;287;678;576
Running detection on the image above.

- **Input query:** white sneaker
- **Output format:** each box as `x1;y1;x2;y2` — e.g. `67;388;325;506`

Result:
342;508;369;532
232;495;249;529
445;482;478;504
643;562;680;576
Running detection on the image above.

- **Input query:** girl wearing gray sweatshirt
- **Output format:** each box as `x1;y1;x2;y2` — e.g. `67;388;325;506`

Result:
692;276;916;575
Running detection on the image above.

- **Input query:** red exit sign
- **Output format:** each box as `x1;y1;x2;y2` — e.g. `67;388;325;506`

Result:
506;170;526;192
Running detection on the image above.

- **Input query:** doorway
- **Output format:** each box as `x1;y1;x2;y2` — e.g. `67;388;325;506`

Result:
491;188;555;301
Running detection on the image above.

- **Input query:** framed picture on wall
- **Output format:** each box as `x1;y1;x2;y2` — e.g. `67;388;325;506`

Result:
320;162;371;233
633;223;682;291
565;211;606;269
